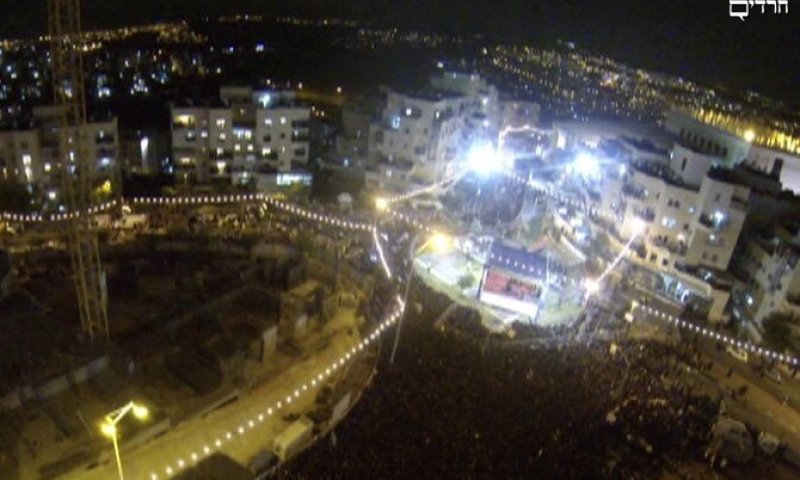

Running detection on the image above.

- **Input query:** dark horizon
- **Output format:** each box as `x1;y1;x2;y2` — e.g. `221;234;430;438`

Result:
1;0;798;107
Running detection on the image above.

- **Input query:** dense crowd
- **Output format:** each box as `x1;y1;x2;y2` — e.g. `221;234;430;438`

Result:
277;281;744;480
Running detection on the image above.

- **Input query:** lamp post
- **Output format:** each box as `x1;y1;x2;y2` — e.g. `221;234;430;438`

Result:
100;401;149;480
390;231;453;364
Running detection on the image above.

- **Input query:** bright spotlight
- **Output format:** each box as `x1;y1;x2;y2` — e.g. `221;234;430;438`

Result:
743;129;756;143
375;197;388;211
584;278;600;296
574;153;600;179
429;232;454;253
631;217;647;235
467;143;501;176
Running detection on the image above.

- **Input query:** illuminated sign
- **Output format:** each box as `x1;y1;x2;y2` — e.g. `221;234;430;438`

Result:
478;268;542;318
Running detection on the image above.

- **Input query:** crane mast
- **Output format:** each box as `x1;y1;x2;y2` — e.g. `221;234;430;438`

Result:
48;0;110;341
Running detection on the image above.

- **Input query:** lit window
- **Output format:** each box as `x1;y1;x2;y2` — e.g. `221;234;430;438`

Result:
44;163;51;172
22;154;32;166
264;118;273;127
216;147;224;155
175;114;194;127
215;118;226;128
280;117;287;125
247;144;254;152
219;133;227;141
234;144;241;152
661;217;676;229
392;117;401;129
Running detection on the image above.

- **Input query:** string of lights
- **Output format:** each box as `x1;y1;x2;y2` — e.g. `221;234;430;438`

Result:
634;303;799;366
134;194;404;479
381;208;433;233
147;300;405;480
372;227;394;280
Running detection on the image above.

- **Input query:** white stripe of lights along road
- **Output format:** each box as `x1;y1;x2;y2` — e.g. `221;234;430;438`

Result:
148;302;405;479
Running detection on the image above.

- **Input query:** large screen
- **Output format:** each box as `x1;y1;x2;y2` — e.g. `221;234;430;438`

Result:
478;268;542;318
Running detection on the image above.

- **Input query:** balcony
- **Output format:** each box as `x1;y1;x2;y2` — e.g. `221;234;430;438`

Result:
622;183;646;200
95;135;115;145
291;133;310;143
651;236;688;255
633;207;655;223
698;211;729;231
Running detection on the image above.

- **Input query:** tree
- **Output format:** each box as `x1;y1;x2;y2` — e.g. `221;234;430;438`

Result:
762;312;796;353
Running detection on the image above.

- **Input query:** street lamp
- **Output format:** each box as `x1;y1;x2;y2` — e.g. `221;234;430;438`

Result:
390;231;453;364
100;401;150;480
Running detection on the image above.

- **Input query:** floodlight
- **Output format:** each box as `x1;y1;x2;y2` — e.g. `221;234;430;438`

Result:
743;129;756;143
584;278;600;296
429;232;454;253
467;143;500;176
631;217;647;235
574;153;600;178
375;197;389;211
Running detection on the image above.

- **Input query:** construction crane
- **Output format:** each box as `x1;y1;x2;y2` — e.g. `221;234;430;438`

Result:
48;0;110;341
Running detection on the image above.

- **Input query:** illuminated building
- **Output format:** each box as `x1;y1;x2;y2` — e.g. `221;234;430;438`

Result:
367;72;500;192
170;87;310;183
0;105;118;201
665;110;752;168
730;222;800;331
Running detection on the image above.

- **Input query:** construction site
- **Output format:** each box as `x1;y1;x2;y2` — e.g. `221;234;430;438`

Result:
0;208;380;479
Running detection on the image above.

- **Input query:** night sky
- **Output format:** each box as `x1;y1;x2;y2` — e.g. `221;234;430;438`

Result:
2;0;798;106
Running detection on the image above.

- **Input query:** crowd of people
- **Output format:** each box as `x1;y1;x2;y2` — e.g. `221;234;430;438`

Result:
275;279;762;479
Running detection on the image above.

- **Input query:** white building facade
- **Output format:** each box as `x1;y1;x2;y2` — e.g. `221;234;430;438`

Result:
0;105;118;204
367;72;500;192
171;87;310;184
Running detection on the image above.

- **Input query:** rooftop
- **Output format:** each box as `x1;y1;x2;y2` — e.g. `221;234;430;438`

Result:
488;242;555;280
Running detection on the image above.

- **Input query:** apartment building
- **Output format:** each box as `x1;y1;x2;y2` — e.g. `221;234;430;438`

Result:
665;109;752;168
367;72;500;192
0;105;118;203
730;222;800;328
610;162;748;273
170;87;310;184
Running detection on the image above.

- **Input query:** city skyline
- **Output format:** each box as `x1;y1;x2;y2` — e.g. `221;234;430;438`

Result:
1;0;798;106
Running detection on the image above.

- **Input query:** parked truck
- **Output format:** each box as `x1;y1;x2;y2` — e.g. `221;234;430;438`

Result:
272;416;314;462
